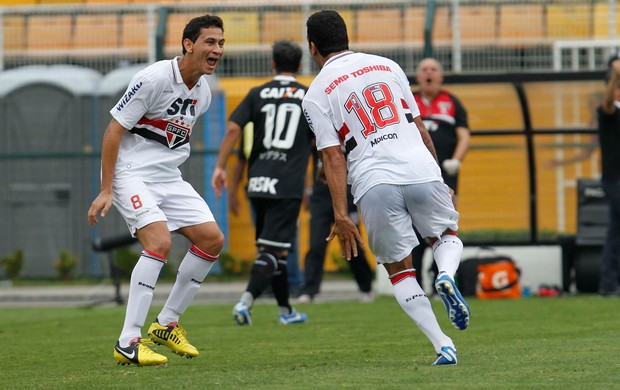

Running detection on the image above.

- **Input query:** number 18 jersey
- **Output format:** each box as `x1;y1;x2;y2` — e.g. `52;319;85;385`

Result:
302;52;442;203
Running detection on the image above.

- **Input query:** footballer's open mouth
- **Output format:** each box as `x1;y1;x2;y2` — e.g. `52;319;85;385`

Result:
206;57;219;67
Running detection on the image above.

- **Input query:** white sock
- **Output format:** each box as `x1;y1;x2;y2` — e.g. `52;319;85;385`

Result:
240;291;254;308
432;234;463;279
118;251;165;347
157;245;218;325
390;269;453;353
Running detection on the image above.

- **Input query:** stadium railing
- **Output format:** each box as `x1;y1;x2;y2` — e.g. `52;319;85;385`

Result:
1;0;618;75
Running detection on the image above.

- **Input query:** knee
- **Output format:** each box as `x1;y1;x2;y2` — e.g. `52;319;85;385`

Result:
257;245;288;259
142;234;173;258
198;230;225;255
211;230;225;254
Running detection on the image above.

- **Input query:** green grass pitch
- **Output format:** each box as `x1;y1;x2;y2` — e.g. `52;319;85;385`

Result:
3;296;619;389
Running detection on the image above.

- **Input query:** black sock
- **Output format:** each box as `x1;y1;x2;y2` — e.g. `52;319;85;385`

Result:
271;256;291;313
246;252;278;299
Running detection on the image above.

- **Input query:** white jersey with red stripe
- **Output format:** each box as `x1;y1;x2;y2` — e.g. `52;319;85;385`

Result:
110;57;212;184
302;51;442;203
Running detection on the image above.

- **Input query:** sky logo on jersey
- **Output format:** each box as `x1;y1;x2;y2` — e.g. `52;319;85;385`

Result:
247;176;279;195
167;98;197;116
115;82;143;111
165;123;189;149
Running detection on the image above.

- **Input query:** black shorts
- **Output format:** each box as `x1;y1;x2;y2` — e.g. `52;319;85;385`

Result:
442;174;459;195
250;197;302;250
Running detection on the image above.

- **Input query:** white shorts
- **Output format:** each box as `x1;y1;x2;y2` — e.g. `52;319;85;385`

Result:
357;181;459;264
113;179;215;236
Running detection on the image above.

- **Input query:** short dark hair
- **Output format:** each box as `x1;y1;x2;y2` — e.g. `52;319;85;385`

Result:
306;10;349;57
182;14;224;55
606;55;620;86
272;40;302;73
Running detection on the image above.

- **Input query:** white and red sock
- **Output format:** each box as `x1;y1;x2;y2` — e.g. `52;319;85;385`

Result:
118;250;166;347
156;245;218;325
432;234;463;279
390;269;453;353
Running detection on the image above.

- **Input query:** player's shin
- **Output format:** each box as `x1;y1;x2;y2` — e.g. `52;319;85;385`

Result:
271;256;292;314
246;251;278;299
390;269;452;351
157;245;218;325
432;234;463;278
118;251;165;347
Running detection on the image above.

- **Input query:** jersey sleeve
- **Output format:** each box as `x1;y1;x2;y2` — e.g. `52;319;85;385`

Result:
229;89;255;128
110;73;159;130
451;95;469;130
395;64;420;119
198;78;212;117
302;98;341;151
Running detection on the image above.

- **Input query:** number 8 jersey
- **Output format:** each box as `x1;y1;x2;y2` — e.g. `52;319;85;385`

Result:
111;58;212;184
302;51;442;203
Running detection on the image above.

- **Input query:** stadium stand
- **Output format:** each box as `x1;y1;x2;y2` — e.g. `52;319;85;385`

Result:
458;4;497;47
163;11;202;57
38;0;82;4
546;4;592;40
0;0;37;5
593;2;620;39
355;7;403;44
84;0;126;4
498;4;545;47
73;14;120;52
26;14;73;53
0;1;615;74
403;5;451;47
261;10;305;45
2;15;26;54
218;11;260;50
120;12;150;53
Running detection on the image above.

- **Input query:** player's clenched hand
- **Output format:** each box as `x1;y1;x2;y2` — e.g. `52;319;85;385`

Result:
326;217;364;261
87;192;112;226
211;167;228;197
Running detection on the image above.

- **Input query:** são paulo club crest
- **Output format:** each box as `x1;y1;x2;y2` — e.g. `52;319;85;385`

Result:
165;122;189;149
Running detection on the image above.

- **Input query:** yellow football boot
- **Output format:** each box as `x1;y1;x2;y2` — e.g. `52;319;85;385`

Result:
113;338;168;366
147;319;199;358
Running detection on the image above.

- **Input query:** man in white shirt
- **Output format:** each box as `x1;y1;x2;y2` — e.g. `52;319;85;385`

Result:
88;15;226;366
302;10;469;366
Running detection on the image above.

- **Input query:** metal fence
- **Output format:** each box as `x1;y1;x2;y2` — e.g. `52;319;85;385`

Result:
1;0;618;76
